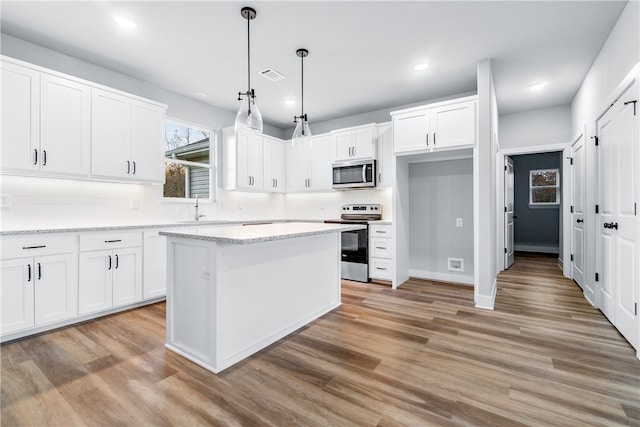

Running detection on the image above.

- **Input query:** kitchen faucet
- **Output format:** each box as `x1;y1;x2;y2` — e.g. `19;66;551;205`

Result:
194;194;206;221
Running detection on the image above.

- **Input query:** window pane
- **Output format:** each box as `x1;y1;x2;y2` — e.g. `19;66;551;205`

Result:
164;162;210;199
531;170;557;187
164;163;186;198
531;188;557;203
165;123;210;164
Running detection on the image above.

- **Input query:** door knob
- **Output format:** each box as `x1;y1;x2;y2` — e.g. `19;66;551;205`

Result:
604;222;619;230
576;219;583;223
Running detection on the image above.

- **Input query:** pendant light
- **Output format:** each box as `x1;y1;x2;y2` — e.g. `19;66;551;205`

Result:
235;7;263;134
291;48;312;147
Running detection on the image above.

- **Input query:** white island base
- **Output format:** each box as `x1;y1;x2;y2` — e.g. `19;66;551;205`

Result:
163;223;351;374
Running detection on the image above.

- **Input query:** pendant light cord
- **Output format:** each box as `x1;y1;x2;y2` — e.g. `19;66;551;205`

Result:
247;15;251;93
301;54;304;118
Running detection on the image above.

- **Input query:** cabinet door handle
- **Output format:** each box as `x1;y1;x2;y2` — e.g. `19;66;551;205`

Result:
108;255;112;270
433;133;436;145
308;179;311;188
37;263;41;280
127;161;131;174
115;254;119;269
22;245;46;250
27;264;32;282
42;150;47;166
104;239;122;243
426;134;429;146
34;149;38;165
379;173;382;184
132;161;136;175
275;179;278;188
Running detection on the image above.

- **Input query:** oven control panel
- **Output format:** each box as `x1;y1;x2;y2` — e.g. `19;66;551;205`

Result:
341;204;381;212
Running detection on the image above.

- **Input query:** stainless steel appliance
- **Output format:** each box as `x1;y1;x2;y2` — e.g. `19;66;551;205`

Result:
332;159;376;189
325;204;382;282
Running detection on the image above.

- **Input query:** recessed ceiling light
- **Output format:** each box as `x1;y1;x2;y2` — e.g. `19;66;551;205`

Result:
112;14;137;29
193;92;208;99
285;99;296;106
414;63;429;71
529;82;547;92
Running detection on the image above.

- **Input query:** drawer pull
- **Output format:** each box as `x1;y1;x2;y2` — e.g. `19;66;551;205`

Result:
22;245;46;250
376;267;387;271
104;239;122;243
376;246;387;249
375;230;387;234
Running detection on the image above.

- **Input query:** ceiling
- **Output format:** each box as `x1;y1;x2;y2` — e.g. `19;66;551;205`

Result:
0;1;627;129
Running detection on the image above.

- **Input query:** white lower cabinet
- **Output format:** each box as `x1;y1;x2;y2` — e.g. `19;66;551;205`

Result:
369;224;394;281
78;232;142;315
0;235;78;337
143;230;167;299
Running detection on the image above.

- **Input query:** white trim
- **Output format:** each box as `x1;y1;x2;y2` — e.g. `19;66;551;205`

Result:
475;277;497;310
500;142;571;156
408;269;474;285
514;244;559;254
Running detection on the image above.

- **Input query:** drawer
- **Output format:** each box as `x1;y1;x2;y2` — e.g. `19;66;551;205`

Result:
370;237;392;258
369;224;393;238
80;231;142;252
369;258;392;280
1;234;77;260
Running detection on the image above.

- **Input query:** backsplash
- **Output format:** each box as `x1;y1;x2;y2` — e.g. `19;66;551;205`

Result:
0;175;390;231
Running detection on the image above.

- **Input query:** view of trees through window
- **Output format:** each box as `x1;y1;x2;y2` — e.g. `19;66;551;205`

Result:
529;169;559;205
164;121;213;199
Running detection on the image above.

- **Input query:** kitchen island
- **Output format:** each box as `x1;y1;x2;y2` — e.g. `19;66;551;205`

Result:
160;222;364;373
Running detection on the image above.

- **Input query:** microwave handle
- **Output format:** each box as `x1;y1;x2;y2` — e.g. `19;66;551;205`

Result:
362;164;367;183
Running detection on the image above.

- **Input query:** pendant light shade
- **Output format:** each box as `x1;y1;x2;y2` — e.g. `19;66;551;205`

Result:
292;48;312;147
235;7;263;134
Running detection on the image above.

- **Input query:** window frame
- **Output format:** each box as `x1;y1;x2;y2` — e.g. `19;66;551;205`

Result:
162;118;217;203
529;168;560;207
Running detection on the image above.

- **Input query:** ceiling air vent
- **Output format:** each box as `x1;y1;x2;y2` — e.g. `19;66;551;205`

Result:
260;68;285;82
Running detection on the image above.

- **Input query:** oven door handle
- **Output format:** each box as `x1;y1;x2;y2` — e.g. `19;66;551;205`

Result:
362;164;367;183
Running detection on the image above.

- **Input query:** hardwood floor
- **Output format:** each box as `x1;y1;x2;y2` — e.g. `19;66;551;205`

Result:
2;253;639;426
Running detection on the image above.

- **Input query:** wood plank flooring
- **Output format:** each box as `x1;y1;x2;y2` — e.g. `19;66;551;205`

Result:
2;252;639;426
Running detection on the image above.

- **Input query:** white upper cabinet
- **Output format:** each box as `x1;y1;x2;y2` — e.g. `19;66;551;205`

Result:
224;128;264;191
391;96;477;155
1;59;91;177
285;134;334;192
430;100;476;149
1;60;40;174
130;101;165;182
40;74;91;176
333;124;376;161
91;88;165;183
376;122;393;189
263;136;285;193
1;56;166;183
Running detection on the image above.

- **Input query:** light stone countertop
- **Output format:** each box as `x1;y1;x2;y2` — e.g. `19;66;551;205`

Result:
0;219;325;236
160;221;366;245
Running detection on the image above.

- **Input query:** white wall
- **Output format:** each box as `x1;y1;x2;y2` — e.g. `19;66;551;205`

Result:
408;160;473;283
499;105;571;149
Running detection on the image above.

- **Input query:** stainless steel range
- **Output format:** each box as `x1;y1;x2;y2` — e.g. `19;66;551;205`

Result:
325;204;382;282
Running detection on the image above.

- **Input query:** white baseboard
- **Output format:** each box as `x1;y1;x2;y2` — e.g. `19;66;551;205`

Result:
475;277;497;310
514;244;559;254
408;269;474;286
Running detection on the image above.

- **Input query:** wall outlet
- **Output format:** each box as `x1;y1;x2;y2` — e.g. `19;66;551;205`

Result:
456;218;463;227
130;198;139;210
448;257;464;272
0;194;11;208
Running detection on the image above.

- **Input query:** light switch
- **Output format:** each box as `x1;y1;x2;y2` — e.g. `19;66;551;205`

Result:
1;194;11;208
456;218;463;227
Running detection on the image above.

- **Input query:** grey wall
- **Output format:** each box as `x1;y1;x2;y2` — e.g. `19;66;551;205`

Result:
512;152;562;252
408;159;474;278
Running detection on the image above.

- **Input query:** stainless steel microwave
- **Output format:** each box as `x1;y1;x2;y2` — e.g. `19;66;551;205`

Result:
332;159;376;189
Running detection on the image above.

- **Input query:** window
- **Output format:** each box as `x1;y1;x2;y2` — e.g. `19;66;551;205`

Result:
164;120;215;200
529;168;559;206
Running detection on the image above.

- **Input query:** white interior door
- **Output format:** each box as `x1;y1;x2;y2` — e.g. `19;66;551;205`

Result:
504;157;515;269
611;80;638;349
597;76;639;350
571;133;586;292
